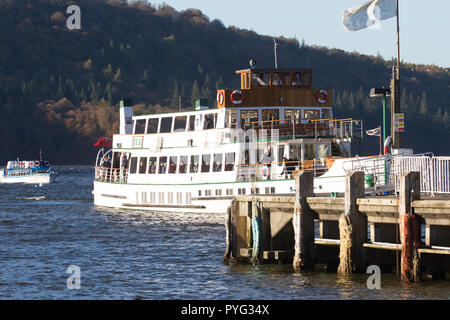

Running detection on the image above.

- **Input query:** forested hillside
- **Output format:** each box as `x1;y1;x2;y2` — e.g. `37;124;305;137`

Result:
0;0;448;164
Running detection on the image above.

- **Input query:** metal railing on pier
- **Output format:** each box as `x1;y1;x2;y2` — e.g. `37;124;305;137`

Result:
392;156;450;195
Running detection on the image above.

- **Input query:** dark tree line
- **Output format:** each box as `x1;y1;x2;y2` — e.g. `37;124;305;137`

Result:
0;0;448;163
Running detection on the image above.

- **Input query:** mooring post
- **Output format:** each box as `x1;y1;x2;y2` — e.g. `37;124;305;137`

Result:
223;205;233;263
293;171;315;270
399;171;421;282
341;171;366;274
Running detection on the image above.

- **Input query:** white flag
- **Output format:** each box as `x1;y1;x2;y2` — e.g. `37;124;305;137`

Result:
343;0;397;31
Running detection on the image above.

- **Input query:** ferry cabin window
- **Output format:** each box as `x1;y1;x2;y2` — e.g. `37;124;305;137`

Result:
262;109;279;122
226;109;238;128
240;110;258;127
285;109;301;123
190;155;199;173
188;115;195;131
322;108;332;119
174;116;187;132
129;157;138;174
213;154;223;172
160;117;173;133
277;144;285;166
148;157;157;174
203;114;216;130
134;119;146;134
139;157;147;174
318;144;329;160
304;109;320;120
289;144;302;161
225;152;235;171
147;118;159;134
252;72;269;87
179;156;188;173
159;156;168;174
242;150;250;165
272;72;289;86
169;156;178;174
201;154;211;173
292;72;302;86
303;71;311;87
305;144;316;160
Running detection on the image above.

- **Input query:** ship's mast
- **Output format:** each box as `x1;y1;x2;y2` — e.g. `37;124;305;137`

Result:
273;38;278;69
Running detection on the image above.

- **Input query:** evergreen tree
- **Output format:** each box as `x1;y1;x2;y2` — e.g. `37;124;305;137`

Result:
419;91;427;115
190;80;200;107
170;81;179;109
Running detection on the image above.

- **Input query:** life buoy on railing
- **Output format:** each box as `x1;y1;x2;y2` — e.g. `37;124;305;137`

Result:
34;161;40;167
216;91;224;105
316;89;328;104
230;90;244;104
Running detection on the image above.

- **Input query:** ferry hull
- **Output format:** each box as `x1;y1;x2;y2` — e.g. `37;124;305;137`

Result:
0;173;53;184
93;179;297;214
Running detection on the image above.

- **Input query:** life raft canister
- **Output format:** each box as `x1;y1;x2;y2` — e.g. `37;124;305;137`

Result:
216;91;224;105
34;161;40;167
316;89;328;104
230;90;244;104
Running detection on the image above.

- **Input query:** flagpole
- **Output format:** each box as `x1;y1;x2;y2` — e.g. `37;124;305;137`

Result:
396;0;400;79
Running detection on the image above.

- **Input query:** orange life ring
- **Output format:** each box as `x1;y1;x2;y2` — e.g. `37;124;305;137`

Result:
230;90;243;104
316;90;328;104
216;91;224;105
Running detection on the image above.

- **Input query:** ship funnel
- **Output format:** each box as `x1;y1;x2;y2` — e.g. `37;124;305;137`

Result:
120;98;133;134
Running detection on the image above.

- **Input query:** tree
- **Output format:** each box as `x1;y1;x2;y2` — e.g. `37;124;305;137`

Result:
190;80;200;107
113;68;122;82
419;91;427;115
170;81;179;109
83;58;93;70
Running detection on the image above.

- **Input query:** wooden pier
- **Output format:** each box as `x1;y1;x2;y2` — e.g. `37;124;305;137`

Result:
223;171;450;282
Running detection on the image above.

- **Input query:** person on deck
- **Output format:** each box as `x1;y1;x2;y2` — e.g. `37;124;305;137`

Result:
258;147;274;180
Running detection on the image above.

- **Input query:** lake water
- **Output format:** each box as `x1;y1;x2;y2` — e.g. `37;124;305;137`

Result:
0;166;448;299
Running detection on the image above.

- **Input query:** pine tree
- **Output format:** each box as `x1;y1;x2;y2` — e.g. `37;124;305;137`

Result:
103;64;113;78
200;74;211;100
419;91;427;115
170;81;179;109
190;80;200;107
113;68;122;82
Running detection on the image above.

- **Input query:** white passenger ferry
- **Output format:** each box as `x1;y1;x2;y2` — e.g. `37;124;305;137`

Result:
0;159;55;184
92;67;365;213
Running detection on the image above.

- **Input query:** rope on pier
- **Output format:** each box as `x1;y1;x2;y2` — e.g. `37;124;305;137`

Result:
338;214;353;275
293;195;302;269
251;215;261;265
223;206;232;264
401;213;421;282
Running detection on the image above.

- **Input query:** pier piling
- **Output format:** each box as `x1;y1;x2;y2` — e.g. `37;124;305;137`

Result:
225;171;450;281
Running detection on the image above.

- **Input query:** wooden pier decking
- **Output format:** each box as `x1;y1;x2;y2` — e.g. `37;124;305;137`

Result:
223;171;450;282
